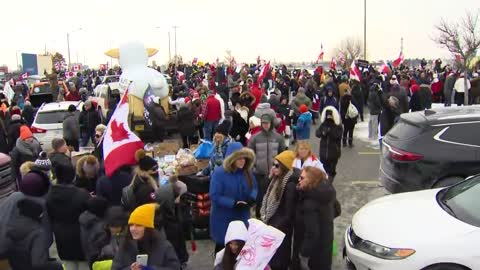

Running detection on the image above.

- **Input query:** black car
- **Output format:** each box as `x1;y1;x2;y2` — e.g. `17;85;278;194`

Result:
380;106;480;193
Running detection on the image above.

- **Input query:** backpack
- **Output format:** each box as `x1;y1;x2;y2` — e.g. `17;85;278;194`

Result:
121;184;137;211
347;102;359;119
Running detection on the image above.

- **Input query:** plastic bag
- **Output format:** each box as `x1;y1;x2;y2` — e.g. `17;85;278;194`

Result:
193;141;214;159
176;148;196;167
92;260;113;270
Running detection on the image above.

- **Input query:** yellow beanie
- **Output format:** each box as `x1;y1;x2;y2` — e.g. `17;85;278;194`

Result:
275;150;295;170
128;203;156;229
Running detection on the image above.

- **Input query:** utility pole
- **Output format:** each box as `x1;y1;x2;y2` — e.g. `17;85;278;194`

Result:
363;0;367;60
172;26;179;63
168;31;171;62
67;33;71;69
401;37;404;53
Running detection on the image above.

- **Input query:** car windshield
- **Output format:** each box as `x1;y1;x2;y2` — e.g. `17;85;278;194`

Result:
439;177;480;227
35;110;78;124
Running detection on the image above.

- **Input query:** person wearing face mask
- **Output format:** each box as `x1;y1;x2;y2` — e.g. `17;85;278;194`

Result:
111;203;181;270
10;125;42;184
315;107;342;183
294;166;335;270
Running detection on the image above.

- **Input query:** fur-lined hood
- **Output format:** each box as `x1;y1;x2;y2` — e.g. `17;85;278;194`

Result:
320;106;341;125
223;142;255;173
76;155;100;178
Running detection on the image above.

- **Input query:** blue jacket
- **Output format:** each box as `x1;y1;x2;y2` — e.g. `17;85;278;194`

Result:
295;112;312;140
209;142;257;245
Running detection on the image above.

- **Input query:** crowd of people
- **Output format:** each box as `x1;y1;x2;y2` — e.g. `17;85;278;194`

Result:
0;57;479;270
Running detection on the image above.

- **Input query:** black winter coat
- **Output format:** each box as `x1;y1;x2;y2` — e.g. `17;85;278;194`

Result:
49;152;72;177
340;95;357;127
10;138;42;182
367;84;382;115
176;106;195;136
351;84;364;111
316;120;342;161
6;203;62;270
79;211;108;266
46;184;90;261
229;111;249;145
79;107;101;133
379;91;401;137
267;169;299;270
96;167;132;206
389;85;409;114
296;181;336;270
410;85;432;112
21;104;35;127
0;119;8;154
7;119;22;152
111;235;181;270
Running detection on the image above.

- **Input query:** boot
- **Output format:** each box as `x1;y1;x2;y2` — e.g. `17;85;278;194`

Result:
349;138;354;148
342;139;347;147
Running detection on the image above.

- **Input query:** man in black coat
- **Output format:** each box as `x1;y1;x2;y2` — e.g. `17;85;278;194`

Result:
96;165;132;206
21;101;35;127
7;114;23;153
316;107;343;182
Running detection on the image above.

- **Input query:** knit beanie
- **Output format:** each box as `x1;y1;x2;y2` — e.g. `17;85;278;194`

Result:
214;120;231;137
299;104;308;114
260;114;274;123
85;197;110;218
275;150;295;170
128;203;156;228
135;149;158;172
20;125;33;141
19;171;50;197
105;206;128;227
34;152;52;171
68;104;77;112
11;114;21;121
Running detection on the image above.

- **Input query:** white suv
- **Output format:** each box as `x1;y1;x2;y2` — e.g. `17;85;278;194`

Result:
31;101;83;150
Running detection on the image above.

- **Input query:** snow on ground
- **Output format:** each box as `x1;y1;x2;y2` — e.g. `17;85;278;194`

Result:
354;115;380;150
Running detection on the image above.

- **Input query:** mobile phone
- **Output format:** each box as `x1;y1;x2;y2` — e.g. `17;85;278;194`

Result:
136;254;148;266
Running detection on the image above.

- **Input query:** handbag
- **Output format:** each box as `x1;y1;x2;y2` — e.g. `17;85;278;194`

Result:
334;198;342;218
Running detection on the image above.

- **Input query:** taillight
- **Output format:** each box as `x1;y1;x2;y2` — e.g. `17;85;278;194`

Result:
388;145;423;161
31;126;47;134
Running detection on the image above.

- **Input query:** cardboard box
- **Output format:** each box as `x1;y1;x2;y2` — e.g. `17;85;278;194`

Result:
153;140;181;157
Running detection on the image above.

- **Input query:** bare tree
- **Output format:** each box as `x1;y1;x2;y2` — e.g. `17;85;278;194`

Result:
333;37;363;69
434;10;480;105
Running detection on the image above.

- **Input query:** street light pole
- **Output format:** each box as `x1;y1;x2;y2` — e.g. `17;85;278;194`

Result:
363;0;367;60
67;32;71;69
168;31;171;62
173;26;178;62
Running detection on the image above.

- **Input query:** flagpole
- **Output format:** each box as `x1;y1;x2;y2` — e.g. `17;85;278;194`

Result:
363;0;367;60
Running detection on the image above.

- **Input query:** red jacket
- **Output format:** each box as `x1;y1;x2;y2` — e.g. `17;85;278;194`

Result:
65;91;80;101
202;96;221;121
251;85;263;110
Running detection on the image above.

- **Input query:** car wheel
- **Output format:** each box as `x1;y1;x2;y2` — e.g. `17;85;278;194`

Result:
432;177;464;188
423;263;470;270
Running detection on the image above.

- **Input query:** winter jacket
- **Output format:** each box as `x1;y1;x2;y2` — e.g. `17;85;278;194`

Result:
265;169;300;269
202;137;232;176
149;104;167;129
292;155;326;173
21;104;35;127
410;85;432;112
79;106;101;134
454;77;471;93
7;119;22;152
320;95;338;112
316;107;343;162
176;106;195;136
229;110;249;145
379;92;401;137
49;152;72;177
444;74;457;99
5;200;62;270
254;103;280;127
367;84;382;115
340;94;358;127
63;112;80;141
294;112;312;140
338;82;351;98
96;166;132;206
75;156;100;194
203;95;222;122
351;83;364;112
291;93;312;114
46;184;90;261
0;119;7;154
0;192;52;259
79;211;108;265
210;144;258;245
10;138;42;182
248;126;286;176
389;85;409;114
111;235;181;270
295;181;336;270
65;90;81;101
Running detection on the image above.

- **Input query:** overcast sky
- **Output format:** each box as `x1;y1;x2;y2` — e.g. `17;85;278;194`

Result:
2;0;478;69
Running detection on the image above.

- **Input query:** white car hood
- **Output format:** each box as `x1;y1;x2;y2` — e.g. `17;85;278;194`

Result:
352;189;476;248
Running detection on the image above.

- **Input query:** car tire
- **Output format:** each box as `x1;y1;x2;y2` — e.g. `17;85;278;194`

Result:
432;177;464;188
423;263;469;270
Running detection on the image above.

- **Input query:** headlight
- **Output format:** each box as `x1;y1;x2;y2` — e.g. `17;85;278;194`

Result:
357;240;415;260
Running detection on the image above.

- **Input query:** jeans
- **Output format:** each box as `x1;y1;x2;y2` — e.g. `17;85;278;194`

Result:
368;114;379;140
64;138;79;152
343;123;355;145
80;131;95;147
203;120;219;141
254;173;268;218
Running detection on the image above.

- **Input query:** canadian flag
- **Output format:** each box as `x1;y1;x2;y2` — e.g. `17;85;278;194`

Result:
379;60;390;74
349;60;361;81
103;87;144;177
330;57;337;70
317;44;324;63
192;57;198;65
65;71;74;78
392;52;404;68
257;61;271;86
21;72;28;79
72;64;81;72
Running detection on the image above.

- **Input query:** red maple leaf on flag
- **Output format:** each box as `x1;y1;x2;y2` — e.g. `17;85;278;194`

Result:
110;120;129;142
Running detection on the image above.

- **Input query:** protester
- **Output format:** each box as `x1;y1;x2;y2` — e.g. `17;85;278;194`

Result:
63;104;80;151
202;90;222;141
177;102;196;148
292;141;326;172
199;120;232;176
351;80;364;122
79;100;101;147
379;95;401;147
410;84;433;112
7;113;23;153
390;82;409;114
10;125;42;183
0;115;8;154
367;82;382;140
96;165;133;206
293;104;312;140
149;97;167;142
47;163;90;270
229;101;249;145
75;155;101;194
5;199;63;270
111;203;181;270
320;87;338;111
49;138;72;177
340;93;358;147
213;221;248;270
454;73;471;106
248;114;286;218
444;72;457;107
260;150;299;270
21;101;35;127
65;82;81;101
294;167;335;270
93;124;107;167
316;107;342;182
33;151;52;179
210;142;257;253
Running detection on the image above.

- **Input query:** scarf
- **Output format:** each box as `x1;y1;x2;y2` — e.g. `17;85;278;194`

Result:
260;170;293;223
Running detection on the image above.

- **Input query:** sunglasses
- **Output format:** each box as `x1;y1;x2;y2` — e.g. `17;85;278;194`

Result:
95;134;102;138
273;163;280;168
